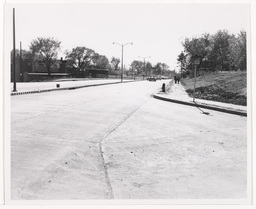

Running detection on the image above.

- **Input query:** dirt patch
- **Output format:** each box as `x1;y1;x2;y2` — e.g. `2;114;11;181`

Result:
185;85;247;106
181;71;247;106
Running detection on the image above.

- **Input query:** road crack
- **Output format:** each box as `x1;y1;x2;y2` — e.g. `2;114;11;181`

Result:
98;101;148;199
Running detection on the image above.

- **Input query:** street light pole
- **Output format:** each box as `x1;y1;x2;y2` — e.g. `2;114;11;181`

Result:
113;42;133;82
138;56;150;79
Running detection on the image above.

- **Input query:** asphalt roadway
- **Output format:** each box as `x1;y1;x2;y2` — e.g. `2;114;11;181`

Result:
10;80;247;201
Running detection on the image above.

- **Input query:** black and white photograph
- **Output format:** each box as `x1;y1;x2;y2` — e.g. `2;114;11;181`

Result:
3;1;252;205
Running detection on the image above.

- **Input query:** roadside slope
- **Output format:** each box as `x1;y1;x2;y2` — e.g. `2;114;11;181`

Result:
181;71;247;106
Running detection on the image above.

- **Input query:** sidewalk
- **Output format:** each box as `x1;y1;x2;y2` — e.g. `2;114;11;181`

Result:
154;82;247;117
10;79;134;96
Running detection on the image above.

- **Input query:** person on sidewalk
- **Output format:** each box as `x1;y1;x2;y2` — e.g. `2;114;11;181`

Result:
174;76;177;84
177;76;180;84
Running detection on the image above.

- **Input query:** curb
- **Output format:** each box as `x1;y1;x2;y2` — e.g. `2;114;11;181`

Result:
11;80;136;96
153;94;247;117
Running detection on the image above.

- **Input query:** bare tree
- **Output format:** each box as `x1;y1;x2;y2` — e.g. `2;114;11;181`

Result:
183;33;211;64
210;30;231;71
30;37;61;76
130;60;144;75
92;54;110;69
110;57;121;74
228;30;246;71
65;46;95;71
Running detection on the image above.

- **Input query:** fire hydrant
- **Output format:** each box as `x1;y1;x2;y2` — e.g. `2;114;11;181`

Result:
162;83;165;92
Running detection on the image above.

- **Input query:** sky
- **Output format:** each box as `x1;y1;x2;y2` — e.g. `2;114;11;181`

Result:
4;3;249;71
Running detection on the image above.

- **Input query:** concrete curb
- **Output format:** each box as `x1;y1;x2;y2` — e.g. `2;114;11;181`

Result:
11;80;136;96
153;94;247;117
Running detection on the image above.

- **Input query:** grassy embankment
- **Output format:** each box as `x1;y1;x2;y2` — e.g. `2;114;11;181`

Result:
181;71;247;106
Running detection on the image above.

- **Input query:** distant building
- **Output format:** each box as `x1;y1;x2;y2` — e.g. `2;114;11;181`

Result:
11;56;109;81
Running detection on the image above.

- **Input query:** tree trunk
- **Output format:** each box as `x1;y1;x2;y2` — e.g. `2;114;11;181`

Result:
47;65;51;76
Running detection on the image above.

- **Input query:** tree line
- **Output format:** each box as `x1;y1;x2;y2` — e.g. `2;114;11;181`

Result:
128;61;171;77
177;30;246;78
15;37;111;76
14;37;172;77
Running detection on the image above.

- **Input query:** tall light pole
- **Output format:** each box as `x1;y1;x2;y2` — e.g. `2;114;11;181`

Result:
113;42;133;82
138;56;150;79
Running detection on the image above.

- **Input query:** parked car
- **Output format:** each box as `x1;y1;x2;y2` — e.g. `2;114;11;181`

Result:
147;77;157;81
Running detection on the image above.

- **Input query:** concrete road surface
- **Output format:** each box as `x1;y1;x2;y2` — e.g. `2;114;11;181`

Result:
11;80;247;200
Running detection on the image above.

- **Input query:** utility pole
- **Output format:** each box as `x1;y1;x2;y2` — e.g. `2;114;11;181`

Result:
13;8;17;92
20;41;22;82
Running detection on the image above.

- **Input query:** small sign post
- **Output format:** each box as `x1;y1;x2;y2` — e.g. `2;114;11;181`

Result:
193;55;201;102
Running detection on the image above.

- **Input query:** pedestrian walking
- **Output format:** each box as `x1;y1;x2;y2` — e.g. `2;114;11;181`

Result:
174;76;177;84
177;76;180;84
